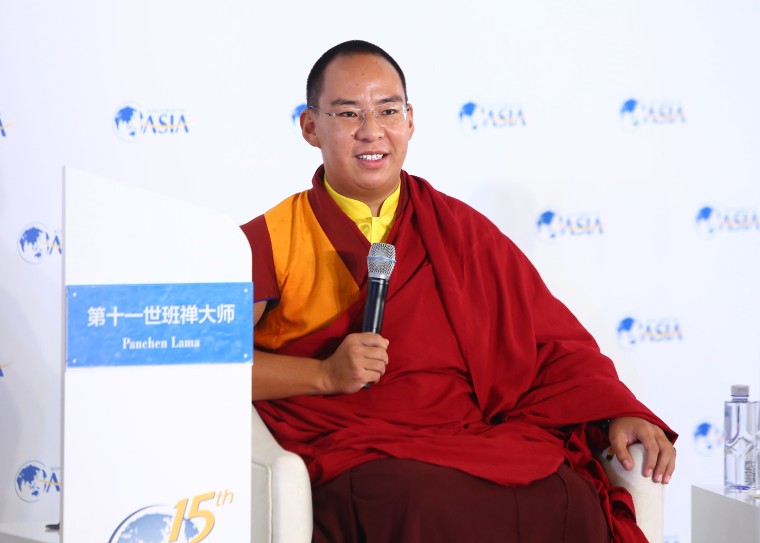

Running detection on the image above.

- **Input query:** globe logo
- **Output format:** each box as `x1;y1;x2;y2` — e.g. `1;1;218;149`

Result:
18;224;51;264
617;317;639;349
114;105;145;141
15;461;49;502
694;421;722;455
459;102;479;131
536;210;559;241
696;206;719;237
291;103;307;125
620;98;640;129
110;505;200;543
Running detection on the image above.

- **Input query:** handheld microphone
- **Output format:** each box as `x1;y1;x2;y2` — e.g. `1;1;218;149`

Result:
362;242;397;334
361;243;396;390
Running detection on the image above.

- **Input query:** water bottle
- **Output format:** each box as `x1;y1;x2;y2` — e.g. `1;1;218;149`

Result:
724;384;758;491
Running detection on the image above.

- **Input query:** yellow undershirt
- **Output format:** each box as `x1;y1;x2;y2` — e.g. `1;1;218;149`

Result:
324;178;400;243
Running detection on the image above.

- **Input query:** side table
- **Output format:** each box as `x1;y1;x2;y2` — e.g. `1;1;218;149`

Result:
0;523;59;543
692;485;760;543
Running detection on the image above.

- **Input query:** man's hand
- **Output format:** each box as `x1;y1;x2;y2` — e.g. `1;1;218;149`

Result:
320;332;389;394
608;416;676;484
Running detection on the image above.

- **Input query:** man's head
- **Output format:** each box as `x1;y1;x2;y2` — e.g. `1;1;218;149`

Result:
301;41;414;211
306;40;408;108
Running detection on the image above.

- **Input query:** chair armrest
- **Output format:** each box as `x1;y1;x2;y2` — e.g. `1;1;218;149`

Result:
251;405;312;543
600;442;663;543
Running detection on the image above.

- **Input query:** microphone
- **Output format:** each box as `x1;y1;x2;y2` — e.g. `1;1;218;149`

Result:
361;243;396;390
362;242;397;334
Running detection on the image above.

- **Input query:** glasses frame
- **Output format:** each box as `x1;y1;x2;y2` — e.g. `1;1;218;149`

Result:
308;103;410;129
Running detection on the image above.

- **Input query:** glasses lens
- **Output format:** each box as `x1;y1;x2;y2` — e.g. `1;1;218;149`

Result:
374;103;407;127
330;103;407;128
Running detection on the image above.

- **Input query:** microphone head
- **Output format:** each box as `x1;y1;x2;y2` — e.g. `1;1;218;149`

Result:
367;242;396;280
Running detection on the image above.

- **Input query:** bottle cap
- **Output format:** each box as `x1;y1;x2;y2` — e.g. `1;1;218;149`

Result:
731;384;750;396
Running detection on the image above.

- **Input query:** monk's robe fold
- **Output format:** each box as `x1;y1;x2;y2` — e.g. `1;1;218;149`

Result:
241;166;677;543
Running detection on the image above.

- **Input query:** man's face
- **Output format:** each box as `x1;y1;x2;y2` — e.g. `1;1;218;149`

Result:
301;53;414;204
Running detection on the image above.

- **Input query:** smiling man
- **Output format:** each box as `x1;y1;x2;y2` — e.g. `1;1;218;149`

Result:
241;40;676;543
303;52;412;216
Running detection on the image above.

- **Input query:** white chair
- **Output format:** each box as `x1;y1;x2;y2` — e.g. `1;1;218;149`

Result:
600;443;664;543
250;406;663;543
250;406;312;543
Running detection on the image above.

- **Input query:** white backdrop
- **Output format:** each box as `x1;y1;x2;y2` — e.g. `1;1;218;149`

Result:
2;1;760;542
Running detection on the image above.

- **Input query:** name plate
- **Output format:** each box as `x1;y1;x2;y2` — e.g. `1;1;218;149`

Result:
66;282;253;367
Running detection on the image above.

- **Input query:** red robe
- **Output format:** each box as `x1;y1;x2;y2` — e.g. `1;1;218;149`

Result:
242;167;677;542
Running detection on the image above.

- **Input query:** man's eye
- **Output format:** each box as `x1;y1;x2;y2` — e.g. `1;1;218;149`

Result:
381;108;399;116
337;110;359;118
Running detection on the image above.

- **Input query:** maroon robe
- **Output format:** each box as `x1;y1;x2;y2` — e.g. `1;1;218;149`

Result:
242;166;677;542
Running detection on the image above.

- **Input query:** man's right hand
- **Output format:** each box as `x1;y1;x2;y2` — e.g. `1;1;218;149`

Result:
320;332;390;394
251;300;390;400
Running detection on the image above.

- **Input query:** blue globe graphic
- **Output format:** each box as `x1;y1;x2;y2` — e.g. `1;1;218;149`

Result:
696;206;718;236
459;102;479;131
620;98;640;128
114;105;144;141
18;225;50;263
110;505;200;543
694;421;722;455
617;317;638;348
15;462;48;502
537;211;558;240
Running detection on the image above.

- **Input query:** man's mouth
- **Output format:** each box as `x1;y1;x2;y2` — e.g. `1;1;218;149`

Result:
357;154;385;161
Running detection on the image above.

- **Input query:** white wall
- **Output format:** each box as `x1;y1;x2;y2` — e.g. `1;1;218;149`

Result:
2;1;759;541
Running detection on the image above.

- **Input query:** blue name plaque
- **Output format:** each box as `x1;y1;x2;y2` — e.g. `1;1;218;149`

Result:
66;282;253;367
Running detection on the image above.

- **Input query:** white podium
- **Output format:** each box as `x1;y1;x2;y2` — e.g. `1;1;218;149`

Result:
60;168;252;543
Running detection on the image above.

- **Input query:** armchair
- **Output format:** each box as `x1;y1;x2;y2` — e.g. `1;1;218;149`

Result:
250;406;663;543
250;405;312;543
600;443;664;543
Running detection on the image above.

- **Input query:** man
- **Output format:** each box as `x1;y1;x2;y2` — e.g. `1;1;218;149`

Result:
242;40;676;543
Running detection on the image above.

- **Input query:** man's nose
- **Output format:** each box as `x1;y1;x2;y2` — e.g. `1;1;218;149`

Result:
355;109;383;138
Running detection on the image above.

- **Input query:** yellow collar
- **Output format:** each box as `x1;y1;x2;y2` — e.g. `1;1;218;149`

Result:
324;178;400;243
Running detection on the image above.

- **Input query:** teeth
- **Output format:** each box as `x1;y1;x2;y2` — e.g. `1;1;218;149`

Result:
358;154;383;160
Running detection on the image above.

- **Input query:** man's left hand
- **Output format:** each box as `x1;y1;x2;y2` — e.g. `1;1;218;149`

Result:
608;416;676;484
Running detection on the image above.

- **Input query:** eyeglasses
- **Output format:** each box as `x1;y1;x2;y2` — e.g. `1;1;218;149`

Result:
309;102;410;129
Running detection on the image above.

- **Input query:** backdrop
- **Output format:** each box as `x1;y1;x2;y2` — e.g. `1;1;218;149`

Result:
2;1;759;542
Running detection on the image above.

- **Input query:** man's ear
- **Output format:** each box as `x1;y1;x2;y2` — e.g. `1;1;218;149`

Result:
406;102;415;140
300;107;321;148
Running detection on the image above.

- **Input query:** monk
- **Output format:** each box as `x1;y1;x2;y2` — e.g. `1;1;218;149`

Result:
242;40;677;543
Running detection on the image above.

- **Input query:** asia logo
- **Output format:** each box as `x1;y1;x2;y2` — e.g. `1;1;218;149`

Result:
693;420;722;456
696;206;760;237
18;223;62;264
113;104;190;142
617;316;683;349
15;461;61;503
536;210;604;242
110;489;234;543
459;101;526;131
620;98;685;128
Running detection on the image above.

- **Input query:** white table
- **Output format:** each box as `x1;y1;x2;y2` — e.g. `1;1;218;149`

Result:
0;523;59;543
692;485;760;543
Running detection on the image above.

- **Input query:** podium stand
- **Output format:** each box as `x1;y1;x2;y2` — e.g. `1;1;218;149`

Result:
61;168;252;542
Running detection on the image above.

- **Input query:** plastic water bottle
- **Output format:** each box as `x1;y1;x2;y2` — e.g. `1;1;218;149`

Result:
724;384;758;491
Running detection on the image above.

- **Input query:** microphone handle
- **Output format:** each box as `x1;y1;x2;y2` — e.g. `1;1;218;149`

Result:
362;277;389;333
